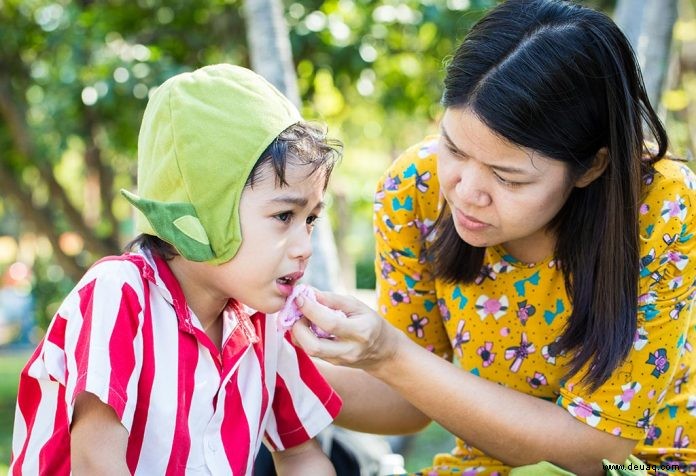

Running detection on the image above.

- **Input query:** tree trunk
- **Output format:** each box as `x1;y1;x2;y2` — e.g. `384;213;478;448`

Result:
243;0;343;291
639;0;678;109
614;0;647;50
615;0;678;110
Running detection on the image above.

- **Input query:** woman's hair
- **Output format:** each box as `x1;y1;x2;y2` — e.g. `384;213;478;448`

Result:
126;121;342;260
431;0;668;390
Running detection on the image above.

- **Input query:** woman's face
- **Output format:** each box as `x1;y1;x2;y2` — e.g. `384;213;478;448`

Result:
437;107;577;263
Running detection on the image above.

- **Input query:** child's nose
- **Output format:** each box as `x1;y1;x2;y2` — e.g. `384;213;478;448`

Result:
290;228;313;261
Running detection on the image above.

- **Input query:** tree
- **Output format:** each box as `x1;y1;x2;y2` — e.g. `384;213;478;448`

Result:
244;0;342;291
0;0;248;325
615;0;679;108
2;0;649;328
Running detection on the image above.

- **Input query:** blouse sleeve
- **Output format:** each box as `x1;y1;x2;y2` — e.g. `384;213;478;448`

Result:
557;161;696;440
373;138;452;360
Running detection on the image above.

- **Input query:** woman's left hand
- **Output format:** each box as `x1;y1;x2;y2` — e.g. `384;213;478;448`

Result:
290;291;402;372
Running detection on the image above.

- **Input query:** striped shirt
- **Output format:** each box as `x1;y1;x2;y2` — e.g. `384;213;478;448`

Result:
10;250;341;475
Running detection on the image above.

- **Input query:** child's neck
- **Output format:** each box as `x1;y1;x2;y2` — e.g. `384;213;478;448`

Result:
168;256;226;351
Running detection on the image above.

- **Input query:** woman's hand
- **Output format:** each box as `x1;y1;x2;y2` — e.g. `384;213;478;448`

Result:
290;291;402;372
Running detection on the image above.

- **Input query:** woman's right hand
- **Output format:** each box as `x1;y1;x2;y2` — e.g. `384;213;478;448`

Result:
290;291;403;372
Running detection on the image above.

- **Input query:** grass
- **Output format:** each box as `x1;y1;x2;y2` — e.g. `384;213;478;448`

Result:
402;422;453;473
0;348;31;475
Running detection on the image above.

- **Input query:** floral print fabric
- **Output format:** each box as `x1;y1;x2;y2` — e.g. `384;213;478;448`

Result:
374;137;696;475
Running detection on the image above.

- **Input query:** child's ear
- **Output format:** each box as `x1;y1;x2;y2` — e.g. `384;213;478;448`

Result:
574;147;609;188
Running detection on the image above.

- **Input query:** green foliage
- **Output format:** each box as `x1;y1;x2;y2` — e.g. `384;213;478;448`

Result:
0;0;493;318
0;0;691;325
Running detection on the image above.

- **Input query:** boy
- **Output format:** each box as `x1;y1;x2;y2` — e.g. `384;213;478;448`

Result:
10;64;342;475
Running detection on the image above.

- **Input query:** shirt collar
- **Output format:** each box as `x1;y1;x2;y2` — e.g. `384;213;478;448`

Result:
137;250;261;342
138;249;195;332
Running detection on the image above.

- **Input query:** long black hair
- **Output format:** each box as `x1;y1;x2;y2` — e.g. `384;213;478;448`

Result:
432;0;668;390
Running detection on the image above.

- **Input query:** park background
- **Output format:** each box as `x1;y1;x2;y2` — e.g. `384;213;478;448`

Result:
0;0;695;473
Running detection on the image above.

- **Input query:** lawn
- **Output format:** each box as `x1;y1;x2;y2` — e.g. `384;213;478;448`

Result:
0;349;453;475
0;348;30;475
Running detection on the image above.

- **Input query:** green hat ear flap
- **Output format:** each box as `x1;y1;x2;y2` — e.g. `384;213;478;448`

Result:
121;189;215;262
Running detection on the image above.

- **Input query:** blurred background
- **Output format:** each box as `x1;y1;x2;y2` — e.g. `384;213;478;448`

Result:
0;0;694;473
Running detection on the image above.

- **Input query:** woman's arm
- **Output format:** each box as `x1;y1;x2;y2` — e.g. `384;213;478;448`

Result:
292;293;638;476
313;359;431;434
71;392;130;475
272;439;335;476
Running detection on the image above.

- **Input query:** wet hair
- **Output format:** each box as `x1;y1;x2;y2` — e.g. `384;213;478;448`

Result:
246;121;342;190
430;0;667;390
127;121;342;260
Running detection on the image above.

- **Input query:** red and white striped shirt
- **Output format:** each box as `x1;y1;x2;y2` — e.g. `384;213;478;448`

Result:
10;250;341;475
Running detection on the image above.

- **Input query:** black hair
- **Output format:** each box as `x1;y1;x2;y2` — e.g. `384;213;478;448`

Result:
126;121;342;260
246;121;342;190
431;0;668;390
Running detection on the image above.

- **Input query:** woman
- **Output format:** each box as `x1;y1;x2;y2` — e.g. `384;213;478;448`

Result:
291;0;695;475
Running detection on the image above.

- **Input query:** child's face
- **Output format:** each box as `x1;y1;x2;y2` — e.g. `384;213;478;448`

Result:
208;161;326;313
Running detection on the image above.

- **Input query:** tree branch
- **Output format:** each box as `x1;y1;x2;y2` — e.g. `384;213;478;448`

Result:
0;161;85;281
82;106;119;234
0;74;120;257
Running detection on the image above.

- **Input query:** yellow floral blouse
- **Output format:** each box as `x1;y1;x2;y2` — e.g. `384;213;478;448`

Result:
374;137;696;475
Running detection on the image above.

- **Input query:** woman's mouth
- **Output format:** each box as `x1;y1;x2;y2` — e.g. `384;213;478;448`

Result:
454;209;491;231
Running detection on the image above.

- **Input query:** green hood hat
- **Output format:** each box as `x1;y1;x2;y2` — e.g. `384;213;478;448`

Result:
122;64;302;263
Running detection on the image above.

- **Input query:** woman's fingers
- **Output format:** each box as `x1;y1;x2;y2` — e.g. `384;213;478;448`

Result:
290;318;323;354
291;291;400;370
290;318;357;364
312;290;372;316
296;293;349;336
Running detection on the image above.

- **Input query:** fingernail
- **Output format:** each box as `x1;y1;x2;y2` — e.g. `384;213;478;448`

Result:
296;296;304;307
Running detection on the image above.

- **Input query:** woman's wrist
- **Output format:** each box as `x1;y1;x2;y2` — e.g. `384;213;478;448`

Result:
365;321;408;380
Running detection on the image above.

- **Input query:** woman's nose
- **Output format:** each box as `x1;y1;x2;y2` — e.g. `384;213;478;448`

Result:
455;168;492;208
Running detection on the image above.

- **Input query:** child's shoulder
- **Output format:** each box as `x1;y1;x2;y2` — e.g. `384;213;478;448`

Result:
76;252;155;292
48;253;154;334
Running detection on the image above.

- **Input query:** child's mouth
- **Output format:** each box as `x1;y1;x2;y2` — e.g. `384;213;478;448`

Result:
276;272;304;295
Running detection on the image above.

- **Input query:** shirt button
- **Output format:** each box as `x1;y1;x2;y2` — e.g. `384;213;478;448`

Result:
208;440;217;453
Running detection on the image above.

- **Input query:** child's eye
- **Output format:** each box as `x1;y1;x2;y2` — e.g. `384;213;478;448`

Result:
306;215;320;226
275;212;293;223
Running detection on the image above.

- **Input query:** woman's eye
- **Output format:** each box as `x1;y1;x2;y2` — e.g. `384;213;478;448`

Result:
494;173;522;188
306;215;319;226
444;144;460;157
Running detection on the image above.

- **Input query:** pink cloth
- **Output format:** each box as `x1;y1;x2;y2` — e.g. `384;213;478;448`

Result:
277;284;344;337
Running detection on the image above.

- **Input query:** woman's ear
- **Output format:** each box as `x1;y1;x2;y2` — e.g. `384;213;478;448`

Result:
575;147;609;188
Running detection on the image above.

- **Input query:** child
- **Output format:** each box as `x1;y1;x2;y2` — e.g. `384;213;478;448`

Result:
10;64;342;475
